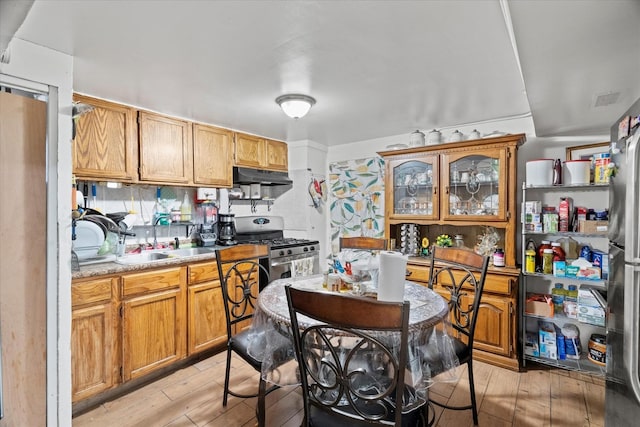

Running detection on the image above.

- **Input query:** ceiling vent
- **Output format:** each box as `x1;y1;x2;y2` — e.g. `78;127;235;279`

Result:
594;92;620;107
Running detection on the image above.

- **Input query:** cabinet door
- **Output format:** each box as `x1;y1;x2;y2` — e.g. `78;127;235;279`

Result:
265;139;288;171
462;293;512;356
138;111;192;184
386;155;439;220
234;132;265;168
187;281;227;354
71;277;119;402
193;123;233;187
441;148;508;221
72;94;137;181
71;302;119;402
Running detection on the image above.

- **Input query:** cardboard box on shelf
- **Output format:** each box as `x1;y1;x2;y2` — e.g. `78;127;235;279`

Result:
525;201;542;214
526;293;554;318
591;250;609;279
538;320;558;360
524;331;540;357
578;220;609;234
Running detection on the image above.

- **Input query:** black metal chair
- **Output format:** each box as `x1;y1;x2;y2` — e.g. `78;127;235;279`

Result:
215;244;276;427
339;236;388;251
285;284;427;426
426;246;490;426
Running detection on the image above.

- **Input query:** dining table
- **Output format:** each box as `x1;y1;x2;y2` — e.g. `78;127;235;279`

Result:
246;274;461;403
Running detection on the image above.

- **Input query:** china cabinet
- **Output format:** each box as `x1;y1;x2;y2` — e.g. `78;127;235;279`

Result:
378;134;525;370
520;183;609;375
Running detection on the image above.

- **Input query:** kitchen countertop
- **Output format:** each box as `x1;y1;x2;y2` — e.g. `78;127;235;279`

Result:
72;247;224;280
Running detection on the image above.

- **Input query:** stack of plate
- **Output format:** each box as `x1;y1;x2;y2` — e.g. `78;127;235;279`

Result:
72;220;105;260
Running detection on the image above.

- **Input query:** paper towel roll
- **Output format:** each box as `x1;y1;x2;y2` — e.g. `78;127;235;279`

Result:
377;251;408;302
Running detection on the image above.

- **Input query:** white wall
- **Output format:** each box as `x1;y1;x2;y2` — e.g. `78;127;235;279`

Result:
0;38;73;426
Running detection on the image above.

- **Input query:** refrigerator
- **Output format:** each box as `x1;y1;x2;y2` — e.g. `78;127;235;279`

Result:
606;97;640;426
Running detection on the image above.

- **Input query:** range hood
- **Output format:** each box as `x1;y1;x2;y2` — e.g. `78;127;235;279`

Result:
233;166;293;186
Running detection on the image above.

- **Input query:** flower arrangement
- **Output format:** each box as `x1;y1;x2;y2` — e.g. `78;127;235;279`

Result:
435;234;453;247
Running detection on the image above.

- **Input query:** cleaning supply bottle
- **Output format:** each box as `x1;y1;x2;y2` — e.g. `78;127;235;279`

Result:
564;285;579;319
551;283;566;316
181;190;192;222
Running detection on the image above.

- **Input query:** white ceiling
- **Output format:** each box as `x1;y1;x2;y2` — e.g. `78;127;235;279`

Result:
7;0;640;146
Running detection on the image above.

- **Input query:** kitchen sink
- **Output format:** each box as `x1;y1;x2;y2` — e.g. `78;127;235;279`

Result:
114;247;216;265
169;247;216;257
115;251;172;265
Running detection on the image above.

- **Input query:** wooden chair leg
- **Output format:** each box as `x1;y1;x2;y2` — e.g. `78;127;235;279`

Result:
223;347;232;406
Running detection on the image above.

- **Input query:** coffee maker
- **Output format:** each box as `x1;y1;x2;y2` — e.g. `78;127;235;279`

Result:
217;213;237;246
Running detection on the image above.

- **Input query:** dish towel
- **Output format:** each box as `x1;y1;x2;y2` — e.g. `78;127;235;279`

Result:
291;257;315;278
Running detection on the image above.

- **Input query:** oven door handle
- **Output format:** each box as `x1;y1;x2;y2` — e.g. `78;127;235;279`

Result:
271;259;294;267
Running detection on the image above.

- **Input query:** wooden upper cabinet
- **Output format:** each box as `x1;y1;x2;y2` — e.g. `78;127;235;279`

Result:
265;139;288;171
234;133;288;171
234;132;265;169
193;123;233;187
138;111;192;184
72;94;137;181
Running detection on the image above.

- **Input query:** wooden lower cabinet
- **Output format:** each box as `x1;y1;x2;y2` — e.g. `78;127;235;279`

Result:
187;261;227;354
121;267;187;381
408;262;520;370
71;277;120;402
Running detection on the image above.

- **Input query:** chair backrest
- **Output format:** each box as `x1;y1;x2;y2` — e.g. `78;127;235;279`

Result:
285;285;415;426
215;244;270;338
339;237;387;251
427;246;490;347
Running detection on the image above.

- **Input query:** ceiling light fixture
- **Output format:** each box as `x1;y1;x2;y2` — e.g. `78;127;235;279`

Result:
275;94;316;119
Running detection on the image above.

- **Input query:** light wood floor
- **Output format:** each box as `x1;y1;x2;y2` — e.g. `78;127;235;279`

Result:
73;351;605;427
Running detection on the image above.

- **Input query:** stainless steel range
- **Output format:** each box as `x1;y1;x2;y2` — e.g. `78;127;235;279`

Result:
235;216;320;281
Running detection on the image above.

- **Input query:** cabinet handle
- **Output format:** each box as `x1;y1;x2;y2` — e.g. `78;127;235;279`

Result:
433;187;437;195
445;186;449;195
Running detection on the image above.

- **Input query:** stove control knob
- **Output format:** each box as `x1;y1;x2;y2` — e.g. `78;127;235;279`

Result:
303;247;309;252
279;250;285;257
287;249;293;255
310;246;316;251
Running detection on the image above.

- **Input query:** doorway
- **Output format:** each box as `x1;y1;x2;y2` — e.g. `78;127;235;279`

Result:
0;84;48;425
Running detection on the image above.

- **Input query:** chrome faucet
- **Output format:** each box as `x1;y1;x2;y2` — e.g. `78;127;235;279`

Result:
152;216;163;249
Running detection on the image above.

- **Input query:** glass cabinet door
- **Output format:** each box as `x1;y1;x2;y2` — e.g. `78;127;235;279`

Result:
389;155;439;219
441;148;507;221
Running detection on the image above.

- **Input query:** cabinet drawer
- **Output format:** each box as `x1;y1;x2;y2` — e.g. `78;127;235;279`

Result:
406;265;431;283
72;277;117;307
437;270;514;295
188;261;219;284
122;267;183;297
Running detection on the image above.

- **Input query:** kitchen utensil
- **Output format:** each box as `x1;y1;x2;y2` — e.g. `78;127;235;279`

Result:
409;130;426;147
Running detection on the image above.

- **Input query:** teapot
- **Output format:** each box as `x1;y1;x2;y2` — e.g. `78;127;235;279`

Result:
448;130;464;142
468;129;481;140
426;129;442;145
409;130;426;147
